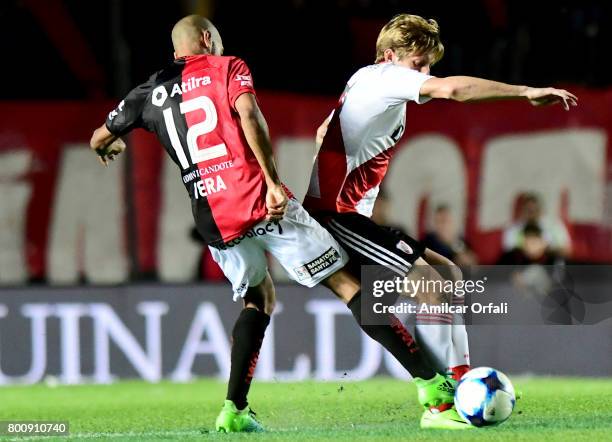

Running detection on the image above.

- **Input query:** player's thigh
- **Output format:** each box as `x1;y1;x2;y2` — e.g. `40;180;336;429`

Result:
208;238;268;302
404;257;451;305
260;199;349;288
321;212;425;280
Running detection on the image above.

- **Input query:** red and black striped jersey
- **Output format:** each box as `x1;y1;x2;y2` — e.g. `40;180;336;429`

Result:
105;55;266;246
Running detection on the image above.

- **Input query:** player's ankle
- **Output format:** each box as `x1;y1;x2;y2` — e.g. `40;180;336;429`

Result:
430;402;454;413
227;398;248;411
450;365;470;381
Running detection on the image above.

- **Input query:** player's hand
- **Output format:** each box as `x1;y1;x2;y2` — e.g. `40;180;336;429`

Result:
94;137;126;166
524;87;578;110
265;184;288;221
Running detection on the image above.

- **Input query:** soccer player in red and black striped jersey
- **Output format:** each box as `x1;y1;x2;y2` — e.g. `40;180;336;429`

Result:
91;15;465;432
91;15;356;432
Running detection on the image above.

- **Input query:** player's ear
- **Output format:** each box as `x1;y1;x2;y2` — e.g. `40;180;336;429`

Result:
383;48;395;62
202;29;212;53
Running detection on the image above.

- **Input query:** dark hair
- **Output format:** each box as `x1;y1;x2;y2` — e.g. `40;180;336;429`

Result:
435;204;450;213
522;192;541;205
523;222;542;237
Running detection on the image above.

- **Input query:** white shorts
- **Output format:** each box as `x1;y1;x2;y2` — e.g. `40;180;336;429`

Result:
209;199;349;300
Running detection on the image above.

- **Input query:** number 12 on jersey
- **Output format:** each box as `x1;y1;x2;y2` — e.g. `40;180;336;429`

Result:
163;96;228;170
163;96;229;199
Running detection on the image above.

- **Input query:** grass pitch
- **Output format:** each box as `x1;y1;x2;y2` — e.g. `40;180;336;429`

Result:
1;377;611;441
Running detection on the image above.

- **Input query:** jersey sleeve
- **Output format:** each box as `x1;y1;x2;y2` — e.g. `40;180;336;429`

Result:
105;76;154;136
378;64;433;105
227;57;256;110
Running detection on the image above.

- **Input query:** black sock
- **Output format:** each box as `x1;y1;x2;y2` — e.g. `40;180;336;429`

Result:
226;308;270;410
347;292;436;380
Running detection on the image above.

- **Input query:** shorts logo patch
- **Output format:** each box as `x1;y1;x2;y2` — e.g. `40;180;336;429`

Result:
294;266;310;281
396;240;413;255
294;247;341;281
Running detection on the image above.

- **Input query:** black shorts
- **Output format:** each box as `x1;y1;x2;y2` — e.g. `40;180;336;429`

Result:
314;211;425;279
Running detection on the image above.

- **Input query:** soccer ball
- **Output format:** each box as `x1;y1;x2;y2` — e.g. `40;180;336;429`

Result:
454;367;516;427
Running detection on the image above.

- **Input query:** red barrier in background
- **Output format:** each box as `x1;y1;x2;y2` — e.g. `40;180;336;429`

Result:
1;89;611;282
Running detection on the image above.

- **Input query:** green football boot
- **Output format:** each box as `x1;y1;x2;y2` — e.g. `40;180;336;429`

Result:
413;373;456;409
413;373;473;430
420;407;474;430
215;400;264;433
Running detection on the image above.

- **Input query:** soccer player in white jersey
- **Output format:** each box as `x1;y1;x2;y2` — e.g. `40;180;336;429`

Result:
304;13;577;428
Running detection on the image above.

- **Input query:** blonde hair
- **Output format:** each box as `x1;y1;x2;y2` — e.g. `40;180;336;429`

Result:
375;14;444;64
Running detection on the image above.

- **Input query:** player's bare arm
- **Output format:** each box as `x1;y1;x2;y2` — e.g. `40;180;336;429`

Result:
235;92;288;221
90;125;126;166
420;76;578;110
315;116;331;149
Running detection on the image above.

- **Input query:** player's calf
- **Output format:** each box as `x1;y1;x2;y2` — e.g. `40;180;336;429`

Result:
225;276;274;411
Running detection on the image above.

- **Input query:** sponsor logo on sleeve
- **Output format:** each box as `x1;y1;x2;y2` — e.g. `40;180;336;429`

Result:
235;74;252;87
107;100;125;120
293;247;341;281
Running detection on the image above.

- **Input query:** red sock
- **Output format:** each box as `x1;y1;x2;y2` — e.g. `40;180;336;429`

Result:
450;364;470;381
430;402;454;413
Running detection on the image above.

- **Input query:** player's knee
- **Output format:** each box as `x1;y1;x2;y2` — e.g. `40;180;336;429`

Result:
416;287;446;306
262;281;276;315
322;268;360;304
243;288;266;312
263;298;276;316
245;289;275;315
431;255;463;282
449;262;463;282
243;273;276;313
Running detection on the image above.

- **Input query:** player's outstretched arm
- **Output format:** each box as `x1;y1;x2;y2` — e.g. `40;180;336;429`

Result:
315;116;331;149
235;93;288;221
420;76;578;110
90;125;126;167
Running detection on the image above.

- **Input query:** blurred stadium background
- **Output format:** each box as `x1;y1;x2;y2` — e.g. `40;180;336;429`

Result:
0;0;611;386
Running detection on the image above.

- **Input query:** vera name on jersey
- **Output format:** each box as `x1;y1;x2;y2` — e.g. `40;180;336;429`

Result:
193;175;227;199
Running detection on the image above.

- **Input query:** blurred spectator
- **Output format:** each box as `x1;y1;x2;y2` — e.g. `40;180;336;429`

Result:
499;222;561;265
500;223;568;310
422;205;478;266
371;187;416;239
502;192;571;258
